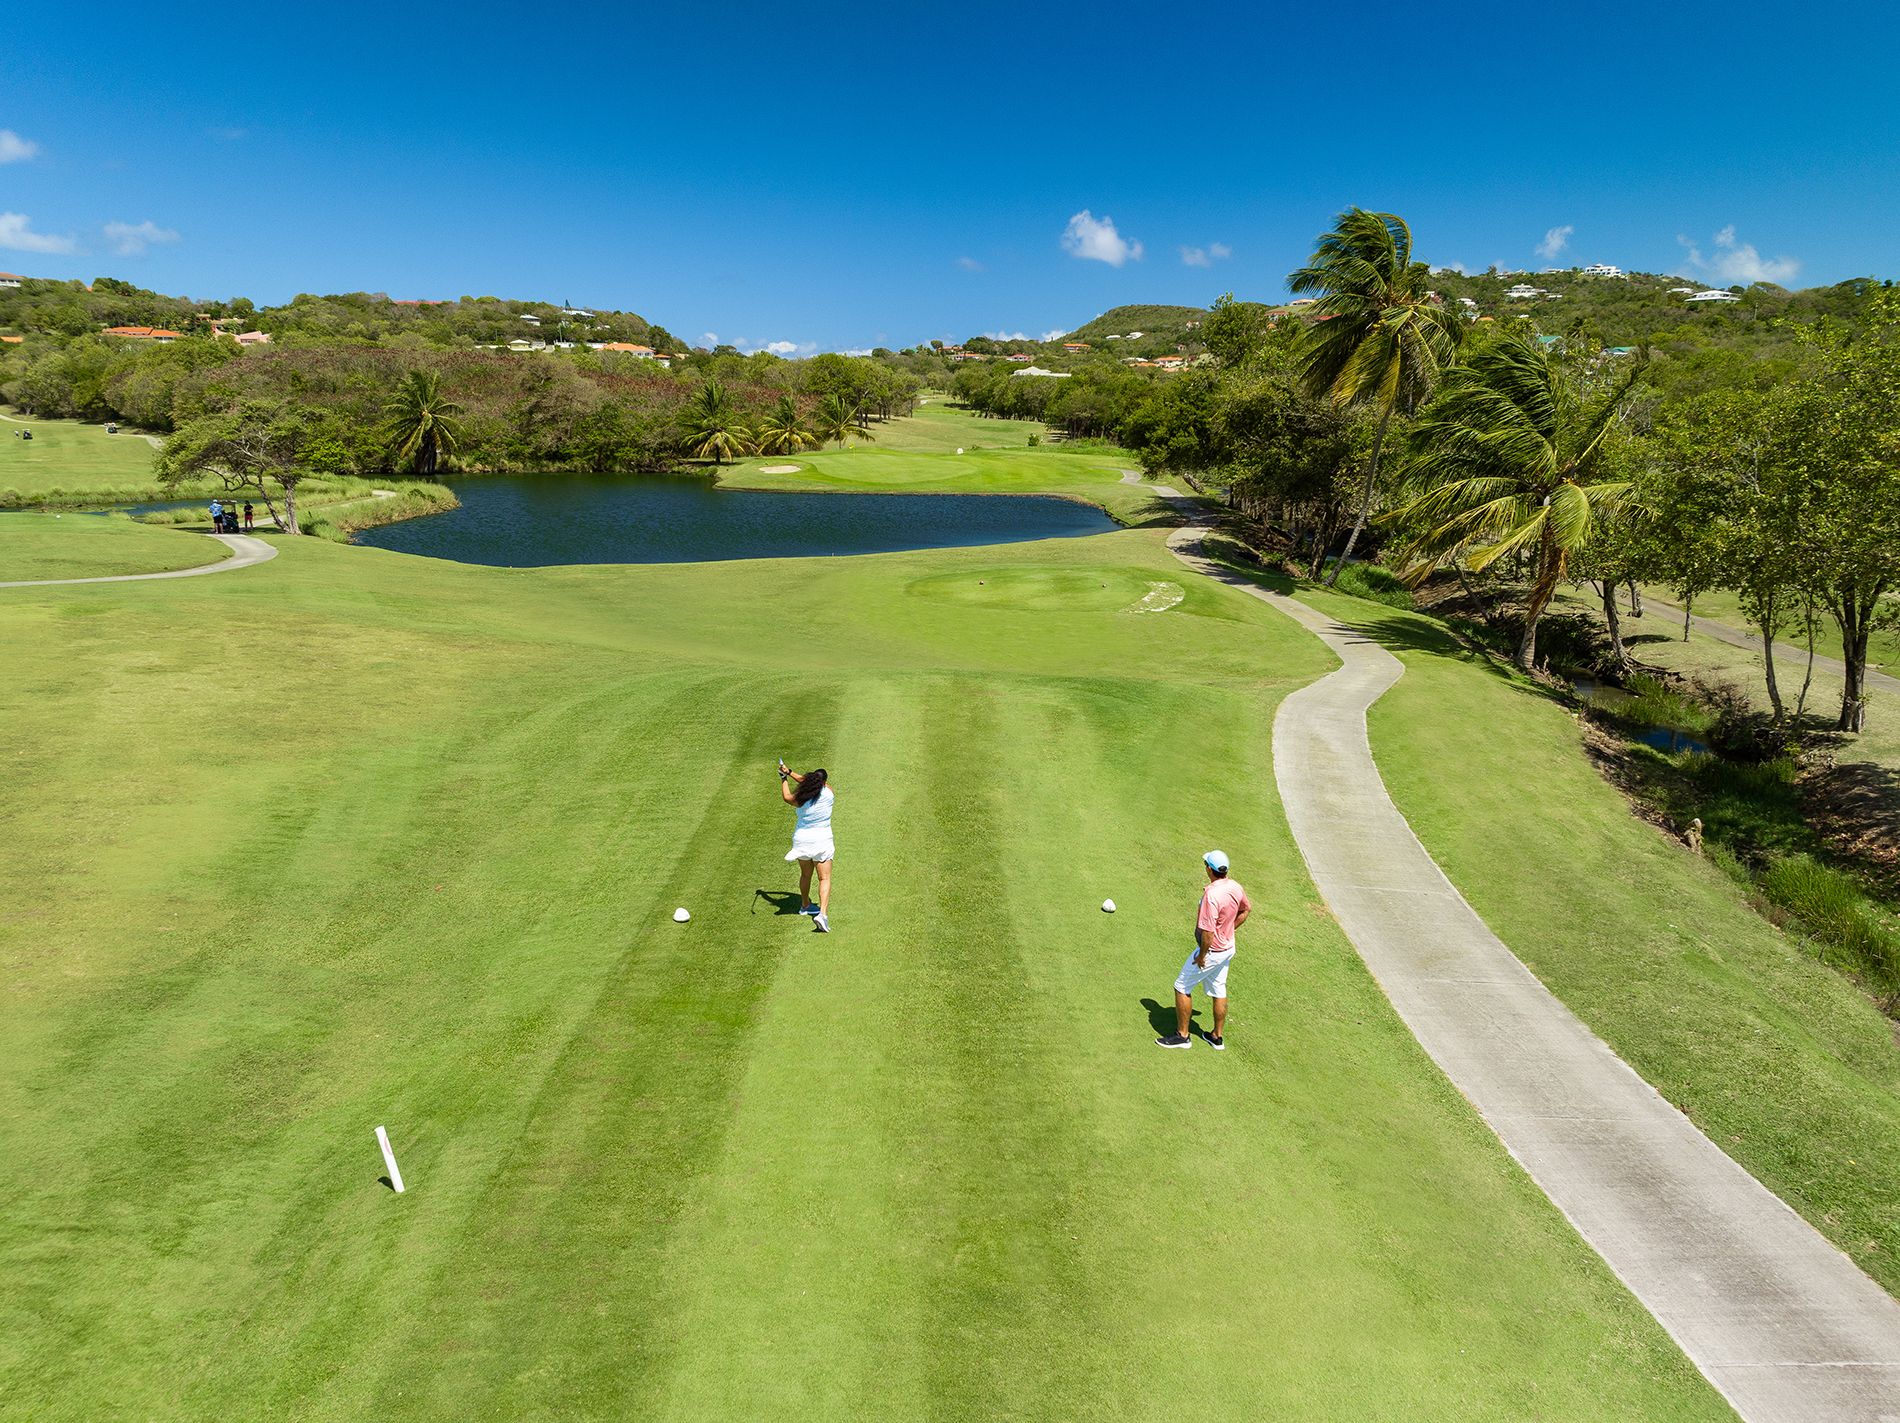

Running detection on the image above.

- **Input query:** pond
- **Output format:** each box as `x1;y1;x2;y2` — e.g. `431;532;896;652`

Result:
1573;678;1711;755
354;474;1117;566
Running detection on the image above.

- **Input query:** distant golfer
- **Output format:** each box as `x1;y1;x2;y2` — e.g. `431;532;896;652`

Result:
1157;850;1251;1051
779;762;835;932
243;501;255;531
208;497;223;530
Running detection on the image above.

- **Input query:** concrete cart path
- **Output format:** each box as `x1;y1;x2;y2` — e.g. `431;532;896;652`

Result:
1642;595;1900;698
1168;525;1900;1423
0;532;277;588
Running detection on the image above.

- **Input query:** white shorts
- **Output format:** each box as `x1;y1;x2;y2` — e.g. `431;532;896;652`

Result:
786;832;834;863
1175;945;1235;999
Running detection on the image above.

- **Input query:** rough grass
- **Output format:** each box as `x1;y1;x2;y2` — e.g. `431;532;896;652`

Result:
0;522;1725;1420
0;511;229;579
1308;589;1900;1294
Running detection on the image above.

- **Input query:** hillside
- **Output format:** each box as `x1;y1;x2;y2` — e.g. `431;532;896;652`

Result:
1063;303;1208;344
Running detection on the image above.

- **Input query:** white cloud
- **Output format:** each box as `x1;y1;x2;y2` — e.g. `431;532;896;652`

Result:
955;255;984;272
0;129;39;164
983;330;1030;341
1679;225;1800;285
1429;261;1469;276
701;332;719;345
764;340;799;355
1536;224;1574;260
1179;241;1232;269
840;347;873;357
103;219;181;256
1061;210;1142;267
1040;328;1067;342
0;211;77;254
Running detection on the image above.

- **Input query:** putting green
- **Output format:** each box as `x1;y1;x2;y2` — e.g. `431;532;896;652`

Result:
0;520;1727;1420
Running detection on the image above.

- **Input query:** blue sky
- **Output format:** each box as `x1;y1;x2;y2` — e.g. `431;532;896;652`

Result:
3;1;1895;352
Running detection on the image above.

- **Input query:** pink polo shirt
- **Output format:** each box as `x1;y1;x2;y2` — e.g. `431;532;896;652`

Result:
1196;878;1250;954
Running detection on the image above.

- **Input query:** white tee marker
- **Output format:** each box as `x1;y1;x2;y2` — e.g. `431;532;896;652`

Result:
1102;899;1116;913
375;1124;406;1193
673;907;691;923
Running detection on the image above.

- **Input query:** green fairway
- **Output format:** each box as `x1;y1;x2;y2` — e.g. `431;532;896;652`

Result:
1305;590;1900;1293
1638;584;1900;675
0;511;229;579
720;396;1199;525
0;411;180;503
0;523;1728;1419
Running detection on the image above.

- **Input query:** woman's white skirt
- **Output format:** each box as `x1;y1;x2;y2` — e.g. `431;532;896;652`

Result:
786;830;835;863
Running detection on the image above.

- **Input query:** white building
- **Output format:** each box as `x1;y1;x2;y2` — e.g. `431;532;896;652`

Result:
519;314;542;325
1010;366;1071;379
1504;283;1545;300
1668;286;1698;295
1687;290;1741;304
0;272;22;288
1581;263;1624;278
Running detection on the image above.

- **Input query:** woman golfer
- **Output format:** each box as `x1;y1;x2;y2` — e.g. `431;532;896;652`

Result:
779;762;834;932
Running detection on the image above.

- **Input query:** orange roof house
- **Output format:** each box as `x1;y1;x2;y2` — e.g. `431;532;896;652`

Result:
102;325;182;341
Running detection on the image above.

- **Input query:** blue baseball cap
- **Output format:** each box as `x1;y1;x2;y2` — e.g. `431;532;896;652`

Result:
1204;850;1230;872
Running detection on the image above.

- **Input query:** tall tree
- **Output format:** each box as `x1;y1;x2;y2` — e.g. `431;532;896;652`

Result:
156;399;350;535
379;368;463;477
679;379;752;464
754;394;817;457
814;394;876;449
1393;334;1640;672
1780;302;1900;731
1289;208;1460;584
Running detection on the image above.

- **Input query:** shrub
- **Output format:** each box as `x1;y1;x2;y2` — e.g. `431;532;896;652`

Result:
1618;674;1716;734
1759;854;1900;1008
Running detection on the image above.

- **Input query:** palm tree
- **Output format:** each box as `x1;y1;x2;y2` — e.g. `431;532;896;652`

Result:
1289;208;1459;584
680;379;753;465
754;394;817;457
381;369;463;477
814;394;877;449
1392;334;1641;672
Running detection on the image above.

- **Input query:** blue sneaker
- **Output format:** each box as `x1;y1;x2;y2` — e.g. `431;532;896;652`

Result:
800;903;819;916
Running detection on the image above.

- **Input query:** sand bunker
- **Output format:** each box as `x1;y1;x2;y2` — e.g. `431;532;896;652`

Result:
759;464;802;474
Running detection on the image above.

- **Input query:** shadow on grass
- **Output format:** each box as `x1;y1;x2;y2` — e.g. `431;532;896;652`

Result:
752;889;806;917
1141;995;1204;1038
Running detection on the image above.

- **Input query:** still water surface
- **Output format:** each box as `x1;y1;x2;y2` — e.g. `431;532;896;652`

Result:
356;474;1116;566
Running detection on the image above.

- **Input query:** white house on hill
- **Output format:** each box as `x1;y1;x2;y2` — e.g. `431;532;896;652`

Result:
1687;290;1741;304
1580;263;1624;278
1010;366;1070;379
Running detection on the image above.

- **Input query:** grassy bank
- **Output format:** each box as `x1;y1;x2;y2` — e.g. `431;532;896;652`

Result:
1302;589;1900;1294
0;410;207;506
0;521;1724;1420
0;511;230;580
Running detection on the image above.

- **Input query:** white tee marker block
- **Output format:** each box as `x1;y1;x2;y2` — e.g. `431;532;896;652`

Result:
375;1124;406;1194
673;907;691;923
1102;899;1116;913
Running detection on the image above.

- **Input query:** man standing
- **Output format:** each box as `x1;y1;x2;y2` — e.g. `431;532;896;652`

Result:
208;497;223;531
1157;850;1250;1051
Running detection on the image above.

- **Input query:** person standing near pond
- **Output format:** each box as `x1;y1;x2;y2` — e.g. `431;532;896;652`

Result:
243;502;254;531
1157;850;1251;1051
779;762;835;932
209;498;222;531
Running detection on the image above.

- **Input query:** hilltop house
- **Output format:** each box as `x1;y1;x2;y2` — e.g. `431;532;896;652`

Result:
1504;283;1545;300
102;325;181;342
519;314;542;325
1580;263;1625;278
1687;290;1741;304
590;342;655;357
0;272;23;288
1006;352;1032;362
1061;341;1090;352
233;330;272;346
1010;366;1069;379
1152;353;1187;368
1668;286;1698;295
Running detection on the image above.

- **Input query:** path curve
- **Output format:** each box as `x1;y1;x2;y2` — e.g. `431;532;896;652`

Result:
1644;595;1900;698
1168;525;1900;1423
0;533;277;589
